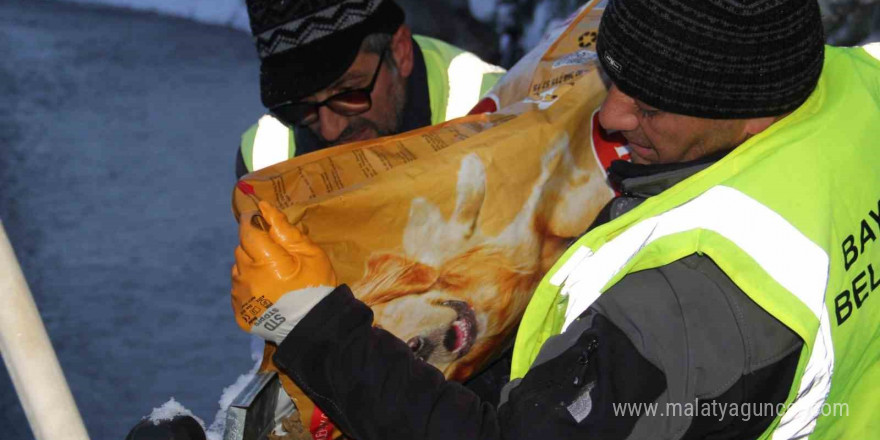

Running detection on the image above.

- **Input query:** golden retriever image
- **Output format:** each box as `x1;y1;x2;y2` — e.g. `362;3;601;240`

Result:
352;133;610;380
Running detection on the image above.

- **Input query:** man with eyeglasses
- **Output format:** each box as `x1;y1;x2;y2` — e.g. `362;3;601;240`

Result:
236;0;505;179
230;0;880;439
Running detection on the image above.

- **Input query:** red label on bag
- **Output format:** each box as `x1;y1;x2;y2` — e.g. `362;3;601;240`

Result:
468;95;500;115
310;407;335;440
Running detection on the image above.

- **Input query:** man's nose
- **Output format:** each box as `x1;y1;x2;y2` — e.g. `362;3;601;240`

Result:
597;85;639;132
317;106;348;142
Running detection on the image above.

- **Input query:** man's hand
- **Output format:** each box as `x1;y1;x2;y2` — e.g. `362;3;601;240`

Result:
232;200;337;344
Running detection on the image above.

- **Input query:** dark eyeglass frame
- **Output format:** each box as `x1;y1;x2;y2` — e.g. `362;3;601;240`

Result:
270;48;388;127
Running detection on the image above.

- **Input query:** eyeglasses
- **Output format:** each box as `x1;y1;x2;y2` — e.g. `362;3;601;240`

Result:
270;49;388;127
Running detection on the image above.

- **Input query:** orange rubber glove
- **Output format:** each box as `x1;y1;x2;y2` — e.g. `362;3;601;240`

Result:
232;200;337;344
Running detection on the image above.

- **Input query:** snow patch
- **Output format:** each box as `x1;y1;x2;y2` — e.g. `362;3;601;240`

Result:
148;398;206;427
204;355;262;440
146;348;261;440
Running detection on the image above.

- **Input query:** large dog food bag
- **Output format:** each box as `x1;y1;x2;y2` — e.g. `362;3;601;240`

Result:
232;1;625;438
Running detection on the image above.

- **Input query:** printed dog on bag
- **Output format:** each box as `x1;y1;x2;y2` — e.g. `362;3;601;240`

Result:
352;135;608;380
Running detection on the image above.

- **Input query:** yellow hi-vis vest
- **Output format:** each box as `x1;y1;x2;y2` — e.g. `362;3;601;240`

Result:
239;35;504;174
512;44;880;439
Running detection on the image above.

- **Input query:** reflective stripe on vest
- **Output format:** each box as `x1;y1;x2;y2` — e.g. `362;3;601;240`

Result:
774;310;834;439
552;186;834;439
555;186;828;329
444;52;505;120
864;42;880;61
251;114;290;172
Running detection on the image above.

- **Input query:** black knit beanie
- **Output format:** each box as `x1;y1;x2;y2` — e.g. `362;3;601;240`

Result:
246;0;405;109
597;0;826;119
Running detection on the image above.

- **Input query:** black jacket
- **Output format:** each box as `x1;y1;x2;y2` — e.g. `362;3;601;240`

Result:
272;157;804;440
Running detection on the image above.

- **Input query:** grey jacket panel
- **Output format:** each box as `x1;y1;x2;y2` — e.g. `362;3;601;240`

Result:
592;254;801;440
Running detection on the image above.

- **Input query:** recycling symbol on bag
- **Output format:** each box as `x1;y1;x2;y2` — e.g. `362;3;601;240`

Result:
578;31;598;49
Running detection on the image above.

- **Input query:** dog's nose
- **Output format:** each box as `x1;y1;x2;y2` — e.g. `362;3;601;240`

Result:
408;336;423;353
407;336;434;361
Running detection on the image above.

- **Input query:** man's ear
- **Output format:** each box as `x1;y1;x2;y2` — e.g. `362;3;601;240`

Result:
390;24;414;79
744;114;784;136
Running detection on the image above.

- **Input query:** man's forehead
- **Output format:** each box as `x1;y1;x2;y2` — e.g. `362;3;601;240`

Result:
606;78;657;110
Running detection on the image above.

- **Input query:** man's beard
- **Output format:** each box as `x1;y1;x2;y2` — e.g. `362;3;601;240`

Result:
330;117;384;146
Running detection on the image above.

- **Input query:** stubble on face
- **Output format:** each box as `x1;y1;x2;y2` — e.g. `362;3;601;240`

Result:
623;114;749;165
330;73;407;146
319;57;408;147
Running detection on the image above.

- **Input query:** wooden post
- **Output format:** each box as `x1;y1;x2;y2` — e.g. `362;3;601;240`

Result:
0;221;90;440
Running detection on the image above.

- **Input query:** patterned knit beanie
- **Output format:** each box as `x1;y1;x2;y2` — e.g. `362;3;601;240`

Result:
246;0;405;108
597;0;826;119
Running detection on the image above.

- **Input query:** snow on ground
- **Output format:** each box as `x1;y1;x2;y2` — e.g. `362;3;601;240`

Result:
0;1;498;438
55;0;505;65
59;0;251;31
0;0;261;438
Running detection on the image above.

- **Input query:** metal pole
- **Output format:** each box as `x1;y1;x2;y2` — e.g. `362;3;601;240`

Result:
0;220;90;440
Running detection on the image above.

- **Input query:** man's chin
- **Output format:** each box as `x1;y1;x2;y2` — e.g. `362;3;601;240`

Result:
627;143;658;164
347;127;375;143
332;127;377;146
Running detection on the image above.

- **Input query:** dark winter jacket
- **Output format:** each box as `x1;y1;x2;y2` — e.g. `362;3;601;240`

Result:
272;156;804;440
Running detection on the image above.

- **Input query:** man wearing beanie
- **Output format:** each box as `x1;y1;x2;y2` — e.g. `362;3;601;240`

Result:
231;0;880;439
236;0;504;178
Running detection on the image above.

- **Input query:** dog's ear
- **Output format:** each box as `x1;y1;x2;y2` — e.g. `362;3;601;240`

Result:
450;153;486;235
404;154;488;265
354;254;439;306
403;196;446;262
493;135;567;252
